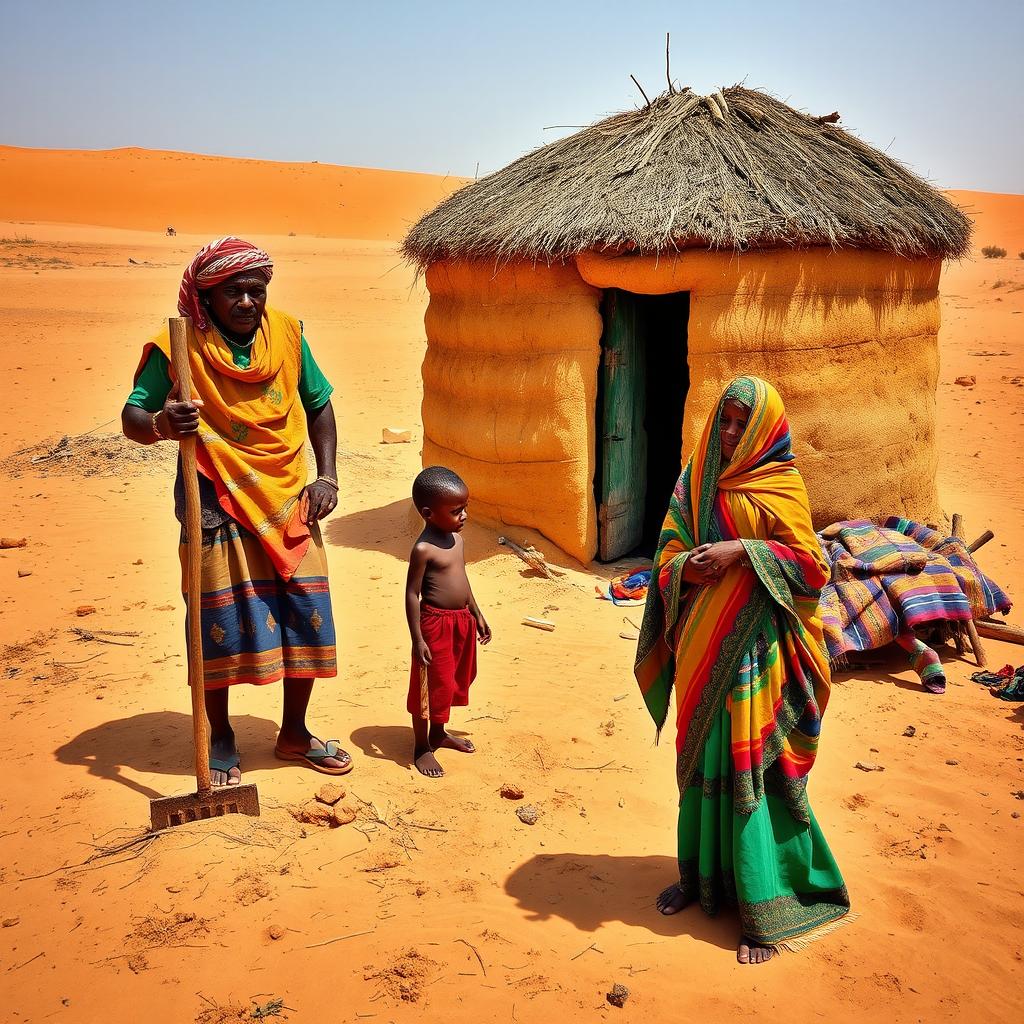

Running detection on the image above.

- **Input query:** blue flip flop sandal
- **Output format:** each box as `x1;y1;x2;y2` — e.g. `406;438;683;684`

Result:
274;738;353;775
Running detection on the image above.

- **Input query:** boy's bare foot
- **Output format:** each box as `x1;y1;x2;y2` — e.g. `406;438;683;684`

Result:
210;731;241;786
737;938;774;965
415;748;444;777
428;725;475;753
656;883;690;915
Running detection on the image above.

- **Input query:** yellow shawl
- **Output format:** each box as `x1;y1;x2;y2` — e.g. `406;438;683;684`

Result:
142;307;311;581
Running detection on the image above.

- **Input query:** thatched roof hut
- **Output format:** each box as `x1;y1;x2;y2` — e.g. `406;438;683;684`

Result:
404;86;969;265
404;86;970;563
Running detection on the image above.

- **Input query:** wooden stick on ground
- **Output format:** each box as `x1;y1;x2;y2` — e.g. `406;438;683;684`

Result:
951;513;988;667
974;620;1024;647
968;529;994;553
498;536;557;579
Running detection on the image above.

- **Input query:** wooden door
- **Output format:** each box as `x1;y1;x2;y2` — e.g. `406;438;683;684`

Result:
598;290;647;561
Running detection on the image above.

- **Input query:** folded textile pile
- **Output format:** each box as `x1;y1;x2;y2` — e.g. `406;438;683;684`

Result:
597;568;651;606
817;517;1011;665
971;664;1024;701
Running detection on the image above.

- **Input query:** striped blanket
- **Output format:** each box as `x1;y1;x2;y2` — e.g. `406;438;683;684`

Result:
817;518;1011;663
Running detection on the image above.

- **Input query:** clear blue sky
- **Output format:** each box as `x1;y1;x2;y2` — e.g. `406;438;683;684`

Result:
2;0;1021;192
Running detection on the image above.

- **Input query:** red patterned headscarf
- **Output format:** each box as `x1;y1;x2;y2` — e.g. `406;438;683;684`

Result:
178;236;274;330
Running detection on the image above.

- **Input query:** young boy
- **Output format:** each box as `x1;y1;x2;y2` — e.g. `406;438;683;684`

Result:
405;466;491;777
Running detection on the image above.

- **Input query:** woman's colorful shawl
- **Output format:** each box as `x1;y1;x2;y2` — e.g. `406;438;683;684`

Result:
818;517;1012;663
136;307;311;581
634;377;832;823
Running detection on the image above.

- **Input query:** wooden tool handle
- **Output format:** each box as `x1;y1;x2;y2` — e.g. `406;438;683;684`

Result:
419;664;430;720
169;316;212;795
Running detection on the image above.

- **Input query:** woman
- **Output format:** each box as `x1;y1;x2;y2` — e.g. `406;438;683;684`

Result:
635;376;849;964
122;237;351;785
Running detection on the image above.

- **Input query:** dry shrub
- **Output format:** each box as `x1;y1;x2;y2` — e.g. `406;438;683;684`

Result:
981;245;1007;258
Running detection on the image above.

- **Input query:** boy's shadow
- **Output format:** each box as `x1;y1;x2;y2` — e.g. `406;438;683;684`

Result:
55;710;280;800
504;852;734;951
348;725;414;769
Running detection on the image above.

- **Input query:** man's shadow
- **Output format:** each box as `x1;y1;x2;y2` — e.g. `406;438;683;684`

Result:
55;711;280;800
504;852;734;950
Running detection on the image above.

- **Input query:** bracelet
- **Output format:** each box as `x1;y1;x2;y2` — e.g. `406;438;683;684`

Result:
151;411;166;441
317;475;339;490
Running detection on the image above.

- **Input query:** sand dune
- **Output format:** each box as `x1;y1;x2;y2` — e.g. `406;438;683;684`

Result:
0;151;1021;1024
0;144;468;239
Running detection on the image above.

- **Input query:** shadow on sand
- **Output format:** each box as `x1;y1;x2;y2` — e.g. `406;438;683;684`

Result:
348;724;414;770
504;852;735;951
324;497;417;560
55;710;280;800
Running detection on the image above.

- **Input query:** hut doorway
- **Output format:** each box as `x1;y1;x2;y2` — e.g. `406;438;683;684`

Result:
596;289;690;561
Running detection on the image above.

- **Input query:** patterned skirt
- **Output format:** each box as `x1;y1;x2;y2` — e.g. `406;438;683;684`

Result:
179;519;337;689
676;701;850;950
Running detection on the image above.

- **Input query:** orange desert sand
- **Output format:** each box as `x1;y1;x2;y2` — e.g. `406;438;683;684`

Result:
0;145;1021;1023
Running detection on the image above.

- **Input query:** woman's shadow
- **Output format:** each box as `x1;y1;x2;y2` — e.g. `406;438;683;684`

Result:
504;852;734;951
55;710;280;800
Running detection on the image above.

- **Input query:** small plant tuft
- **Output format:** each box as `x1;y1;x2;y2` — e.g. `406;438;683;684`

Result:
981;245;1007;258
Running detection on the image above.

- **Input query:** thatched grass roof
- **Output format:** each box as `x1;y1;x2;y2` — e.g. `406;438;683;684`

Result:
403;85;971;266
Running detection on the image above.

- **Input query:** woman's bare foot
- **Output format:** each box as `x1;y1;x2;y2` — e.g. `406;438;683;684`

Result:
428;725;475;753
415;747;444;778
210;731;241;786
656;883;690;915
737;938;774;964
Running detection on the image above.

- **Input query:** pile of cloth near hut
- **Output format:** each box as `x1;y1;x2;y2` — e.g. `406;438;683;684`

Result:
816;518;1012;693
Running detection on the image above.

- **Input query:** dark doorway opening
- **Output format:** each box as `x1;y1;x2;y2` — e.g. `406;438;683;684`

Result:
595;289;690;561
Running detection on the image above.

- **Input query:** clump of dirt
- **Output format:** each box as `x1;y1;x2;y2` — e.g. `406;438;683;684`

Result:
500;782;524;800
290;798;356;827
365;947;438;1003
0;433;176;479
131;910;210;946
233;867;271;905
1;630;57;668
315;783;346;805
362;853;403;873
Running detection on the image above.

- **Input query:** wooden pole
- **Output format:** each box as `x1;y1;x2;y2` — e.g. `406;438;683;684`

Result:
951;514;988;668
968;529;994;553
169;316;212;796
975;620;1024;647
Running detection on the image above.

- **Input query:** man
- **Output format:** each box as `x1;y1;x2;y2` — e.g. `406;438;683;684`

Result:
122;237;350;784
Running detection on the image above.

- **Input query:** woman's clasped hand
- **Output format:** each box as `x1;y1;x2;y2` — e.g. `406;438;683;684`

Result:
683;540;746;584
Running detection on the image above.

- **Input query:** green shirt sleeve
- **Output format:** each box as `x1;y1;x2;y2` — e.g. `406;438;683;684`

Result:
127;335;332;413
299;335;334;412
125;348;172;413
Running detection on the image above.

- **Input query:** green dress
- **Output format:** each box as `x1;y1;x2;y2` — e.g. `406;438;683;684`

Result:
676;695;850;949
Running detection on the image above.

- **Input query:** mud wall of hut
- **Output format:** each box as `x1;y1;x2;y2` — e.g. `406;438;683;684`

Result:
421;261;603;562
577;248;944;530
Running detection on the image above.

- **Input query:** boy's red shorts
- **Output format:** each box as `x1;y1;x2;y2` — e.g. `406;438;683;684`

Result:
408;604;477;723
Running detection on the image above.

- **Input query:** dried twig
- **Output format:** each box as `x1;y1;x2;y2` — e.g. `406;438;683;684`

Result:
570;942;602;961
8;951;44;972
455;937;487;976
303;927;375;949
630;74;652;108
